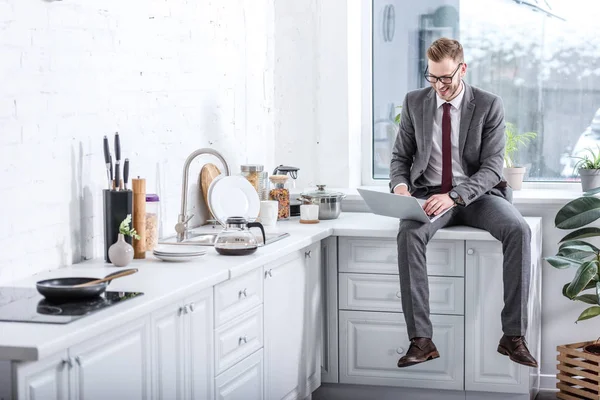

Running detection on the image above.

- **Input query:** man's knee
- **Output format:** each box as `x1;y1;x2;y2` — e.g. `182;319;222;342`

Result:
398;220;429;244
505;218;531;242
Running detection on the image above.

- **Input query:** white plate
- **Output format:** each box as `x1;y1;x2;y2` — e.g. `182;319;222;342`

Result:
207;175;260;225
152;244;207;256
153;253;205;262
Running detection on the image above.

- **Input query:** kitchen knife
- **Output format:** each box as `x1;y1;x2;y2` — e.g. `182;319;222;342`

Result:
114;132;121;191
109;155;114;189
124;158;129;190
103;136;111;190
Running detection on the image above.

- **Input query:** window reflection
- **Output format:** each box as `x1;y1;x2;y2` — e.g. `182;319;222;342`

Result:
372;0;600;182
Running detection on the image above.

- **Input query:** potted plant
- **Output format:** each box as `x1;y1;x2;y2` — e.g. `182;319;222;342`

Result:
545;189;600;394
503;122;537;190
573;146;600;192
108;214;140;267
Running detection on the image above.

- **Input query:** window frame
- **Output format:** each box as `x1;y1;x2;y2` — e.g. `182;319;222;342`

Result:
359;0;582;192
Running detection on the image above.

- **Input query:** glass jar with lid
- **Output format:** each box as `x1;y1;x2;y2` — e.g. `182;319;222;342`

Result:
269;175;290;220
145;194;160;252
241;164;268;200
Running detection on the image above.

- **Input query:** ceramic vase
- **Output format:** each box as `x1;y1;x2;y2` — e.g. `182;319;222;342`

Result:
108;234;134;267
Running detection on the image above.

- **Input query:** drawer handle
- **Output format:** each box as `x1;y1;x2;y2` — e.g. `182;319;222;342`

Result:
396;347;405;355
265;269;273;278
189;302;195;312
62;358;73;368
395;290;401;299
305;250;312;258
238;288;248;298
467;248;474;255
238;335;248;345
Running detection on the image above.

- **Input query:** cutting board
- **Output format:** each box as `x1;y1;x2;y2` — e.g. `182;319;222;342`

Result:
200;163;221;215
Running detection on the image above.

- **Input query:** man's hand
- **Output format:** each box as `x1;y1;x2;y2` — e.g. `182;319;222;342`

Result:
423;194;454;216
393;185;411;196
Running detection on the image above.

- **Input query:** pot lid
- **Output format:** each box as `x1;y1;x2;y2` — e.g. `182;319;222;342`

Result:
301;184;345;199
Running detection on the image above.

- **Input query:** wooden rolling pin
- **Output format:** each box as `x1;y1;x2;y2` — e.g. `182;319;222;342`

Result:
132;178;146;259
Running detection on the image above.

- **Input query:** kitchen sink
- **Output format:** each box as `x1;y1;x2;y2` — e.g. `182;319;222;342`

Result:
159;230;289;246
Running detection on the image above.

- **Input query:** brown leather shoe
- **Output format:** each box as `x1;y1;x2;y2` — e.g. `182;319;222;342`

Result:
497;335;538;368
397;337;440;368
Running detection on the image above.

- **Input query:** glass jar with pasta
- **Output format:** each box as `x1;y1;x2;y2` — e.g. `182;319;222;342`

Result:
268;175;290;220
241;164;268;200
145;194;160;251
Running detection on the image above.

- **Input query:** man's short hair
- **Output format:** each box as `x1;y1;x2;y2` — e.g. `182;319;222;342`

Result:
427;38;464;63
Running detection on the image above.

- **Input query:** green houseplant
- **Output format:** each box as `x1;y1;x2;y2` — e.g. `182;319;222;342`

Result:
545;188;600;323
503;122;537;191
573;146;600;192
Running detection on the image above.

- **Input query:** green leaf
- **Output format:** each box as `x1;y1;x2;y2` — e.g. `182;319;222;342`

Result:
574;294;600;305
566;260;599;298
576;306;600;322
559;240;600;253
555;196;600;229
560;228;600;242
545;256;583;269
584;187;600;196
565;280;600;299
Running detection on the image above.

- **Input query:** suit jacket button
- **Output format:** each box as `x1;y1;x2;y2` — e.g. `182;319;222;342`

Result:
419;170;424;174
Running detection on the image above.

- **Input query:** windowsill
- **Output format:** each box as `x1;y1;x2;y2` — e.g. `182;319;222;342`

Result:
292;184;583;206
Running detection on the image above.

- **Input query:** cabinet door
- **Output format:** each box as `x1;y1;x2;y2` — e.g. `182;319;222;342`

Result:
69;317;151;400
215;349;263;400
184;288;214;400
304;242;322;395
264;250;306;400
320;236;339;384
15;351;69;400
151;301;185;400
464;241;532;394
339;310;464;390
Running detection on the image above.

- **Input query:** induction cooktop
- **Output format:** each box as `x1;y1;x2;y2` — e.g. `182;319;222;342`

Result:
0;287;143;324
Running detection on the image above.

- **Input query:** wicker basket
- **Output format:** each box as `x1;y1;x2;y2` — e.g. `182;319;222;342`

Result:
557;341;600;399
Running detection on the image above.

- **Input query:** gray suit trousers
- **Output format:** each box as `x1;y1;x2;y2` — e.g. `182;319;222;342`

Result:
397;194;531;339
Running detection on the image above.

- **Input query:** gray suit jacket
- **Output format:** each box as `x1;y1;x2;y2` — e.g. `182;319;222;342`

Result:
389;82;511;206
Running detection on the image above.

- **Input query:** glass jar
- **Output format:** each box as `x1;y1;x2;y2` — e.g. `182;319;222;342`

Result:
145;194;160;252
241;164;268;200
269;175;290;220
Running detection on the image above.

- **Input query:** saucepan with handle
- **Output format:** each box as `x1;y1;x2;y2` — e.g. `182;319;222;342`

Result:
36;268;138;303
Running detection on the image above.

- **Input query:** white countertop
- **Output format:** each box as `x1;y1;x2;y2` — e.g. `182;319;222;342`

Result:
0;212;541;362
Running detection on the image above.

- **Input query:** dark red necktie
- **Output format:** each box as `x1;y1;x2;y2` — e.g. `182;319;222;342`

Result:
441;102;453;193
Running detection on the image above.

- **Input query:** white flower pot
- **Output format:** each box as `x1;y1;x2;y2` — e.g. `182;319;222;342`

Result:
504;167;526;191
579;169;600;192
108;234;134;267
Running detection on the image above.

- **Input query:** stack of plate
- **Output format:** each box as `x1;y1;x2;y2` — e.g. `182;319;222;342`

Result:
152;245;207;262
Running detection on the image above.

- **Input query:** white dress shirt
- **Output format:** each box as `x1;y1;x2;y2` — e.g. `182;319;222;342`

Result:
394;82;467;192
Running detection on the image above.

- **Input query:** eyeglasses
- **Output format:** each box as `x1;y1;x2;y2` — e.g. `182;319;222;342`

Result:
424;63;463;84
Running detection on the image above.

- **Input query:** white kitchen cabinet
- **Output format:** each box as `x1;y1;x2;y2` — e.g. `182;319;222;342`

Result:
15;351;69;400
69;316;151;400
264;243;322;400
320;237;338;384
215;349;263;400
464;240;541;394
152;302;185;400
339;310;464;390
152;288;214;400
186;290;214;400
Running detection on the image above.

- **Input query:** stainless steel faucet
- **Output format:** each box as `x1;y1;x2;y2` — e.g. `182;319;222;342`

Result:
175;148;230;242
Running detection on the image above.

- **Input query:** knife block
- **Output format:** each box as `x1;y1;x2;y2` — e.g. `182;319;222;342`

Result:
103;189;133;263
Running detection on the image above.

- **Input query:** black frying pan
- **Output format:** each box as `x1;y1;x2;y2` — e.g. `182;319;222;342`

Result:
36;269;138;303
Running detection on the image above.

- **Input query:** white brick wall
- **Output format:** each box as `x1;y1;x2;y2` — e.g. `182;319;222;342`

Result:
0;0;275;284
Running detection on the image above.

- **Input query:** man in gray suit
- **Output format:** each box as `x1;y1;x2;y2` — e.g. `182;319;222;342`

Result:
390;38;537;369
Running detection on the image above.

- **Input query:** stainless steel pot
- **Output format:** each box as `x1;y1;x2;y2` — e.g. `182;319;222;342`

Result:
298;185;346;220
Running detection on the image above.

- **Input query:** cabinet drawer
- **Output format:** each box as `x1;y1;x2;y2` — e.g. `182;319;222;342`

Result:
215;305;263;375
215;349;263;400
339;310;464;390
339;237;464;276
339;273;464;315
215;268;263;327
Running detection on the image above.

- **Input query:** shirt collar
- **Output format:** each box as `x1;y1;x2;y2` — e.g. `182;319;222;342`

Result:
436;80;465;110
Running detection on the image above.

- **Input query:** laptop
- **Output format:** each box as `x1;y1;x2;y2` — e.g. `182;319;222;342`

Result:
357;188;454;223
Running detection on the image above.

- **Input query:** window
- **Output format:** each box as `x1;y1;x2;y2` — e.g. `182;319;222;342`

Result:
370;0;600;183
